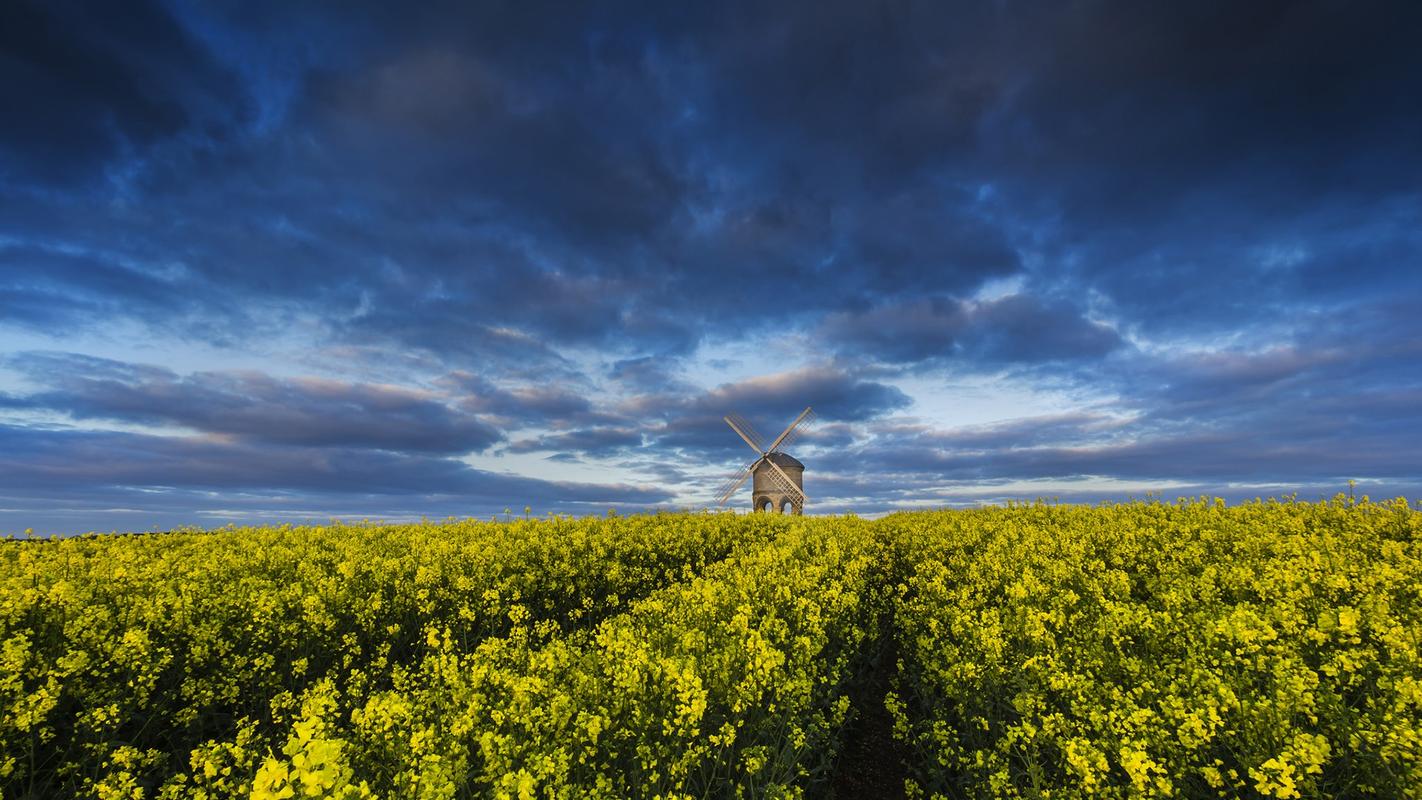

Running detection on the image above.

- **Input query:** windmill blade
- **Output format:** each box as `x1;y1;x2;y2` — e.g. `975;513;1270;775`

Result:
758;461;795;493
724;414;767;456
725;412;767;452
762;458;807;504
766;407;816;453
774;409;817;452
762;466;806;507
714;458;759;506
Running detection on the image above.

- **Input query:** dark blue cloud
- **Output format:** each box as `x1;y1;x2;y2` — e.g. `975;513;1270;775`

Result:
821;294;1122;365
0;0;248;188
9;0;1415;358
7;353;502;454
641;367;913;462
0;422;672;534
508;427;646;458
443;372;598;427
498;366;910;462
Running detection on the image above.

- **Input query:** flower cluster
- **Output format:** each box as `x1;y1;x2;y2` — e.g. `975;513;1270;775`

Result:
886;496;1422;799
0;512;785;798
3;498;1418;798
266;515;889;798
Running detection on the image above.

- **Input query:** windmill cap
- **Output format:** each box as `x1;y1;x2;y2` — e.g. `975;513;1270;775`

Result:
763;452;804;469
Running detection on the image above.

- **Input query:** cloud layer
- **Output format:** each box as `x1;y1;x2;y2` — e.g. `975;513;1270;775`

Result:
2;0;1419;532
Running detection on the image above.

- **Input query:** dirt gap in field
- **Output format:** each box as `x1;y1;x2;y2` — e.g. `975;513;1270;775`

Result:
824;631;909;799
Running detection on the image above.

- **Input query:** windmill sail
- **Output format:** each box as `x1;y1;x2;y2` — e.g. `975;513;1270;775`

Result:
770;408;816;452
714;459;758;507
725;412;766;452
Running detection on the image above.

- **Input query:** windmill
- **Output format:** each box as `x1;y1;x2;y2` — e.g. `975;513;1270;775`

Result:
715;407;815;514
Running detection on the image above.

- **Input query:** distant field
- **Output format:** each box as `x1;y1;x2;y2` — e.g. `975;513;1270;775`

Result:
2;500;1418;799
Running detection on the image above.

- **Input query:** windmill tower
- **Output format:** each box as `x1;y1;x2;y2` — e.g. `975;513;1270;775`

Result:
715;407;815;514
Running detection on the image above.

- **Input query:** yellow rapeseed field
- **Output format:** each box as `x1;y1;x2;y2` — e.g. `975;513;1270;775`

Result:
2;498;1418;798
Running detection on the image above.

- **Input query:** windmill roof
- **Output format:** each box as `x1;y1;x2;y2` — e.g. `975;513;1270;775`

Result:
761;451;804;469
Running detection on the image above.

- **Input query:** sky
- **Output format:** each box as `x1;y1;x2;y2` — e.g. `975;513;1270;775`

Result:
2;1;1420;535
